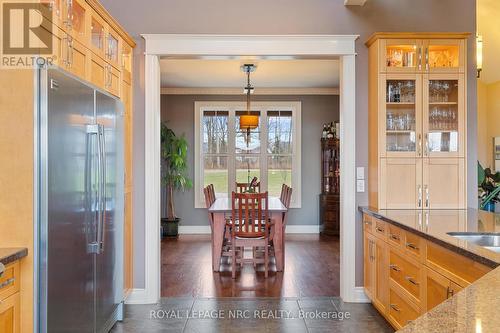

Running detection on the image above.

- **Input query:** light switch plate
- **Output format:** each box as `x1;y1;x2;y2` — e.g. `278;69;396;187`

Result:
356;167;365;180
356;179;365;192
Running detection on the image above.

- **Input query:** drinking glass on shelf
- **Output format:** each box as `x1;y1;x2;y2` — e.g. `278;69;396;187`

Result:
387;113;394;130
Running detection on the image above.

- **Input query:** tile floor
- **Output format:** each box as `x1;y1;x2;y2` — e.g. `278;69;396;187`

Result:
110;297;394;333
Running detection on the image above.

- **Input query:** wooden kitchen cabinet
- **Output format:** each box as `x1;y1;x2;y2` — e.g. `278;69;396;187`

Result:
364;226;376;301
0;293;20;333
380;158;422;209
367;32;468;209
423;266;460;312
423;158;466;209
373;236;389;314
369;33;467;74
124;190;133;294
387;286;420;330
362;213;492;330
363;219;389;314
0;261;21;333
66;0;89;45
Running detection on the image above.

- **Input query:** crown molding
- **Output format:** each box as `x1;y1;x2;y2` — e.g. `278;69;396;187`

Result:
344;0;367;6
161;87;339;95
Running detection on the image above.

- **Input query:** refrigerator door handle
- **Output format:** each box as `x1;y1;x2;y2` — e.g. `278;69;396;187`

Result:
86;124;100;254
99;124;107;252
94;125;104;254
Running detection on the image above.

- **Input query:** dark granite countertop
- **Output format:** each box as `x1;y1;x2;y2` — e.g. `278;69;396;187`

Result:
358;207;500;333
359;207;500;267
0;248;28;266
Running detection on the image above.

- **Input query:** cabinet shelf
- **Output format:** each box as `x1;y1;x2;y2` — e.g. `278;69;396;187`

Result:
386;102;416;106
428;102;458;106
428;129;458;133
386;130;414;133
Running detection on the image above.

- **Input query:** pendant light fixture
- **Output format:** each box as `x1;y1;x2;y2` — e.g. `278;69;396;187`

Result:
239;64;259;132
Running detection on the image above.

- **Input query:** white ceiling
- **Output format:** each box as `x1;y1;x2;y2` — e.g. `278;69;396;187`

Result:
478;0;500;84
159;59;339;88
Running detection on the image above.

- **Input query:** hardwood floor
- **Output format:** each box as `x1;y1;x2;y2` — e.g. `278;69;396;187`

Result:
161;234;340;298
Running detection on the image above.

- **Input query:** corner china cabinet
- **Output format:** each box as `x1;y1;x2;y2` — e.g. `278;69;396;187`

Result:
366;33;469;209
320;138;340;236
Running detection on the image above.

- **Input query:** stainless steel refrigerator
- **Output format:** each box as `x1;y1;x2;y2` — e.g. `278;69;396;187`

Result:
36;68;124;333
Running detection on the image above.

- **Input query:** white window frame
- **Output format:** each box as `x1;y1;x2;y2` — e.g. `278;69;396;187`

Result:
194;101;302;208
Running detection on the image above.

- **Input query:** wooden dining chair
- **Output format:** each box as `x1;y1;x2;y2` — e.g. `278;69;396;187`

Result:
267;185;292;258
280;183;287;203
203;186;216;232
235;181;261;193
230;191;271;278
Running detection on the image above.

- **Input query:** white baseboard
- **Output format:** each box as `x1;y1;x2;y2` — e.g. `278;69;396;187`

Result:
178;225;211;234
125;288;150;304
285;225;320;234
178;225;320;234
351;287;370;303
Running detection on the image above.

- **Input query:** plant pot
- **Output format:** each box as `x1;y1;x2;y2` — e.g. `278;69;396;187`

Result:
161;217;180;238
483;202;496;212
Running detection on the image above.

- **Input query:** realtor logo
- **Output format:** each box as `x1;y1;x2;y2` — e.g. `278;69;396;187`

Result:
2;2;52;54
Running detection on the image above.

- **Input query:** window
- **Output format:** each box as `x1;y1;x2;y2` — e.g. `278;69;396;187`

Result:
195;101;301;208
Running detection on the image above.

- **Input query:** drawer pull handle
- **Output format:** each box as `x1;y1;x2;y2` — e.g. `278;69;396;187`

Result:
405;276;419;285
0;277;15;289
390;234;400;241
364;220;372;226
376;227;384;233
406;242;419;250
389;264;401;272
446;287;455;299
390;304;401;312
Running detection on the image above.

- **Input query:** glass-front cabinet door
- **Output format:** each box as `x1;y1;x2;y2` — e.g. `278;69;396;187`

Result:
107;28;121;69
382;75;422;157
40;0;64;28
424;40;465;73
382;39;422;73
65;0;87;43
423;74;464;157
90;13;106;58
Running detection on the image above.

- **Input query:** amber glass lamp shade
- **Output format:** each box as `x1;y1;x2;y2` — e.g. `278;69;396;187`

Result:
240;114;259;130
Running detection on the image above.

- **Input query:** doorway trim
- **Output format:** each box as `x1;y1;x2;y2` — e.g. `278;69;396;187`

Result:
132;34;362;304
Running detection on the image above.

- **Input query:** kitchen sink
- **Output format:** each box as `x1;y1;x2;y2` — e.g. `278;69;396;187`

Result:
447;232;500;253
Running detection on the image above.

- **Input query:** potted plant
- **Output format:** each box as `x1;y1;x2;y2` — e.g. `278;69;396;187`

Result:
478;162;500;212
161;123;192;237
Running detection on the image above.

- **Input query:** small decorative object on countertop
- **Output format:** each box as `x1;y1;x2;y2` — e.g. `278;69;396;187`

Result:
0;248;28;266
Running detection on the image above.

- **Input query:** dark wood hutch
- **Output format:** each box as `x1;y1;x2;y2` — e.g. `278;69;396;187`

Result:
320;138;340;236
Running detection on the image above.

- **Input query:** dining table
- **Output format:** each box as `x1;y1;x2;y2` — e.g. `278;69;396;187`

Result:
208;196;288;272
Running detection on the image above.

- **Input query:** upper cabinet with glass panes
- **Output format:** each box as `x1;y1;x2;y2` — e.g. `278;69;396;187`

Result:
366;33;468;73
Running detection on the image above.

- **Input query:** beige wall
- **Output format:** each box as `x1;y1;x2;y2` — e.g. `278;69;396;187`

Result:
487;82;500;169
477;80;500;169
477;80;489;167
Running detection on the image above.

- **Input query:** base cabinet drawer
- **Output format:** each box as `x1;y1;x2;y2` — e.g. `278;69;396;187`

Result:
389;248;422;305
0;292;20;333
387;287;420;330
374;219;388;240
0;262;19;301
404;231;425;261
